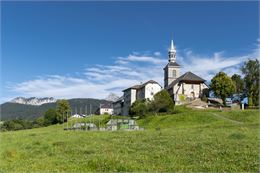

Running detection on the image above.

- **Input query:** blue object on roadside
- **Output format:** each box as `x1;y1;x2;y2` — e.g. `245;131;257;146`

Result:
241;97;248;105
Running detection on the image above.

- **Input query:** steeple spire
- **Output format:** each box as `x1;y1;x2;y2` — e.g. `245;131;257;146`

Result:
169;39;176;52
168;38;176;62
170;39;175;50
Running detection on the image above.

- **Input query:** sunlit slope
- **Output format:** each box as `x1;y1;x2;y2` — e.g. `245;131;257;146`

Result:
0;109;259;172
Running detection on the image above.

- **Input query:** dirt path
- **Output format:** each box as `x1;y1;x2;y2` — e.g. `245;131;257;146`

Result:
210;113;244;125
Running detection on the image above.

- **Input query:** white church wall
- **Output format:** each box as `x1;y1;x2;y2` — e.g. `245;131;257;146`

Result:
173;83;209;103
130;89;137;104
144;83;162;101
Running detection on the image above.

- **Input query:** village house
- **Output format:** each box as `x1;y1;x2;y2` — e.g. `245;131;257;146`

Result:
121;80;162;116
164;40;209;104
99;104;113;115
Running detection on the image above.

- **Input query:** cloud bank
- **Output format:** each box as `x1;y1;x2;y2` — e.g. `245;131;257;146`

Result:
5;44;259;102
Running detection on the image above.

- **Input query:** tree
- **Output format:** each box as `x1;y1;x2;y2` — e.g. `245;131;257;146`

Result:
231;74;244;94
44;108;59;125
0;119;33;131
129;99;148;117
241;59;259;106
56;99;71;123
210;72;235;106
34;117;45;127
150;90;174;113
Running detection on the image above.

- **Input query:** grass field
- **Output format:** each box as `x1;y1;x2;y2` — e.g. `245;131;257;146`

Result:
0;107;259;172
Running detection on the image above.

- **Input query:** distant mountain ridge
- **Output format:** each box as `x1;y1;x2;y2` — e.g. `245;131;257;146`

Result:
105;93;120;102
10;97;57;106
1;98;112;121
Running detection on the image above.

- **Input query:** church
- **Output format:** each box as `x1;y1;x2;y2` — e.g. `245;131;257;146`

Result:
115;39;209;115
164;40;209;104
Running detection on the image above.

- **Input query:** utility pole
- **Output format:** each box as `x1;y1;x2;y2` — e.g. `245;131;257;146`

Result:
62;112;64;129
70;110;72;129
85;105;87;117
67;112;68;129
99;103;102;130
89;104;92;127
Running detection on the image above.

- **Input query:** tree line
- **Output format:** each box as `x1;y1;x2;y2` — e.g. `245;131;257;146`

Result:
1;100;71;131
210;59;259;106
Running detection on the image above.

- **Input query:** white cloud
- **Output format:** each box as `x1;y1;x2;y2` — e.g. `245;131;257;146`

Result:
154;52;161;56
4;45;259;102
6;52;165;100
177;40;260;81
116;54;166;65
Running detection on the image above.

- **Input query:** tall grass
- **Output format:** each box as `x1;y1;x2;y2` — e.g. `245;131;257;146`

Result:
0;108;259;172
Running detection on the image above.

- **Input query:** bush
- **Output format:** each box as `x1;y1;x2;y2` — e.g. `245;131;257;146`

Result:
149;90;175;113
0;119;34;131
129;99;148;117
44;109;60;126
34;117;45;127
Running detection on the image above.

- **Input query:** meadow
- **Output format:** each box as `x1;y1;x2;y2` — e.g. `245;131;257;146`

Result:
0;107;259;172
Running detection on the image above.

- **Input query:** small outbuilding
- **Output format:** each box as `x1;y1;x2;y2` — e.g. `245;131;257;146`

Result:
72;122;97;130
99;104;113;115
106;118;140;131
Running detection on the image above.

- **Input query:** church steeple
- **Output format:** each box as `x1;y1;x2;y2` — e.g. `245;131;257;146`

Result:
164;38;180;89
168;39;176;62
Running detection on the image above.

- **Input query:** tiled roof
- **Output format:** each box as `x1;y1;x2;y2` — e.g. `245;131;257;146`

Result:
165;61;180;67
100;104;113;109
122;80;161;92
167;71;206;89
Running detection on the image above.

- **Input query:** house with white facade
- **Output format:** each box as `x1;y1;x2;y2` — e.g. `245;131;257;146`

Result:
164;40;209;104
71;114;84;118
99;104;113;115
122;80;162;115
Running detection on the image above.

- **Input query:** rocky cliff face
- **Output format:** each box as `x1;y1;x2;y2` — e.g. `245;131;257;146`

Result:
105;93;120;102
10;97;57;106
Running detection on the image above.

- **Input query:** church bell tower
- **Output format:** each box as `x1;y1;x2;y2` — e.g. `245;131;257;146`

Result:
164;39;180;89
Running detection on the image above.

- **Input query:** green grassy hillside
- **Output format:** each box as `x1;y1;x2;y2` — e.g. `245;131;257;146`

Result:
0;108;259;172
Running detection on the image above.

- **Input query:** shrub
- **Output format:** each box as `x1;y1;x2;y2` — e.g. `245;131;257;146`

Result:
129;99;148;117
149;90;175;113
44;109;60;126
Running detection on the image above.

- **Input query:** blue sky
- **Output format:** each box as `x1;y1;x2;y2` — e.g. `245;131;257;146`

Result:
1;1;259;102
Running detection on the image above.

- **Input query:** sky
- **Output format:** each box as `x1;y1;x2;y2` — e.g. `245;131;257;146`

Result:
1;1;259;103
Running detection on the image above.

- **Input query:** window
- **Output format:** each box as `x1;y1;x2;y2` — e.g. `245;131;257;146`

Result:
172;70;176;78
171;54;174;58
191;84;194;89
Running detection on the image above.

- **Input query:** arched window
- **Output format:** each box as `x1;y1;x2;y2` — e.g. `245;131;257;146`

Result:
172;70;176;78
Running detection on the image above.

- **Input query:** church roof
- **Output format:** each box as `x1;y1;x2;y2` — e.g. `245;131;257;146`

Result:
100;104;113;109
164;62;180;68
167;71;206;89
140;80;160;87
122;80;161;92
